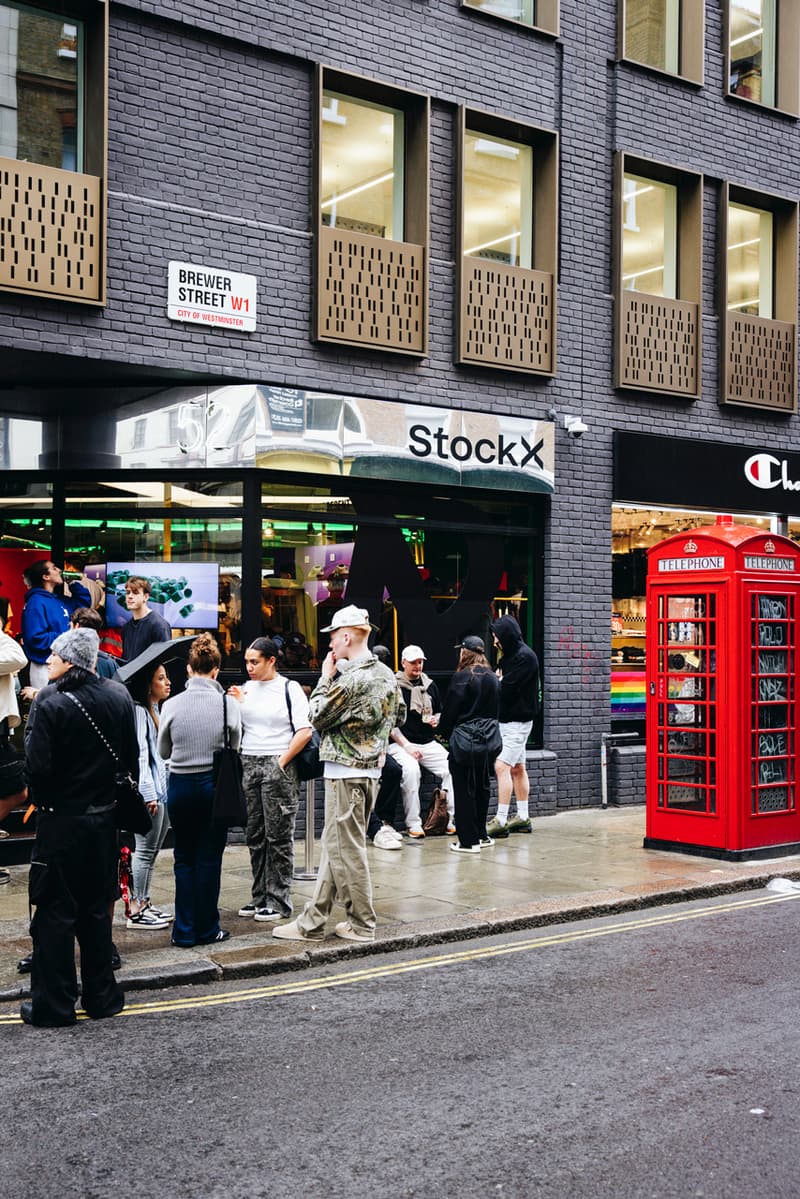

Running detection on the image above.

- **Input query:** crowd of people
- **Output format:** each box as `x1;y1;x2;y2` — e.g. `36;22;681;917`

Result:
0;562;540;1028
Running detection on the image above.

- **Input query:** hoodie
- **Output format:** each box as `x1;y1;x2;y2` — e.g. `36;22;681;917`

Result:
490;615;540;724
21;580;92;665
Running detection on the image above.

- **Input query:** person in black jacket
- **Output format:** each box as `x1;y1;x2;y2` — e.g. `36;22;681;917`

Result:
437;636;500;854
21;627;139;1028
487;615;540;839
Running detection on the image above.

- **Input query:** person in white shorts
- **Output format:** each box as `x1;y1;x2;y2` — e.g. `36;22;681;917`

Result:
486;616;540;838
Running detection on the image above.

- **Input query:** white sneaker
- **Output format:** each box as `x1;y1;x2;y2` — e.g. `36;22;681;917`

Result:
374;826;402;851
386;826;403;842
272;919;325;942
334;921;374;942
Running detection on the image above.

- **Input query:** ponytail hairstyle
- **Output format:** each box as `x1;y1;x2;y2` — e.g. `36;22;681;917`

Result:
247;637;279;661
189;632;221;675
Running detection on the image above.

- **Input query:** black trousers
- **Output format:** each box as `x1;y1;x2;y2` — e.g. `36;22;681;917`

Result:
29;808;123;1025
450;749;497;848
367;754;403;839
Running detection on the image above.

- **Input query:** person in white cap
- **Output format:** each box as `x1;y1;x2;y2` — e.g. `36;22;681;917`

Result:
388;645;454;838
273;605;404;944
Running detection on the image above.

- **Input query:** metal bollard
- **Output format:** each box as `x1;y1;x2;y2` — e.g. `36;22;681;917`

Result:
293;778;318;880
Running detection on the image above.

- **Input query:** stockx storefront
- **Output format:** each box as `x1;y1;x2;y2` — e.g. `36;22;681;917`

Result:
0;387;551;733
612;431;800;730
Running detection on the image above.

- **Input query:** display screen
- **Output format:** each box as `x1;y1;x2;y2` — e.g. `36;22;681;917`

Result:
87;563;220;630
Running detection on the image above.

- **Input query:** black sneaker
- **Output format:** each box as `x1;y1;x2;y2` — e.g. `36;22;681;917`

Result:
17;953;32;975
199;929;231;944
238;902;258;917
254;908;283;922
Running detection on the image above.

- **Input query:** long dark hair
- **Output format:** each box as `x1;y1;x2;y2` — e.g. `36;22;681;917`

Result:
55;666;96;692
457;648;490;672
126;662;164;708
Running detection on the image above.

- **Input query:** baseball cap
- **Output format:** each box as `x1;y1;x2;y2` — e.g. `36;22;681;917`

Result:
454;635;485;653
320;604;373;633
401;644;426;662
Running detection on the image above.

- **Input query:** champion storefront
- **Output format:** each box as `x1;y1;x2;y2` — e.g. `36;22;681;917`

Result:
612;431;800;729
0;388;551;739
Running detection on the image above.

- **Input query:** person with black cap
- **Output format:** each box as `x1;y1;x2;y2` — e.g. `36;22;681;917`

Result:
21;626;138;1027
437;636;501;854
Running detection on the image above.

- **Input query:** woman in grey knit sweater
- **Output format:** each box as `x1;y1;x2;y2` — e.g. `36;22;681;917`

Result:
157;634;241;946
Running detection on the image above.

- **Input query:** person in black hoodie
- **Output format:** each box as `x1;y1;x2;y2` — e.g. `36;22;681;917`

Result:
21;627;138;1027
487;614;540;838
437;636;500;854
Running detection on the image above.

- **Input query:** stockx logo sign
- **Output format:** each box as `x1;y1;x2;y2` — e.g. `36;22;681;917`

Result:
409;424;545;470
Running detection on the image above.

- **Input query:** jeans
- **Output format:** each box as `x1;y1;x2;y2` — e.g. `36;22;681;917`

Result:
132;803;170;903
166;771;226;946
242;755;299;916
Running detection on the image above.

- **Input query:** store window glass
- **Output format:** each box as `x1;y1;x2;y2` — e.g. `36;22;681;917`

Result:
64;479;244;509
611;506;771;725
624;0;680;74
320;91;404;239
463;129;533;268
0;2;83;171
62;514;243;667
0;516;52;638
729;0;777;107
621;174;677;298
727;202;773;318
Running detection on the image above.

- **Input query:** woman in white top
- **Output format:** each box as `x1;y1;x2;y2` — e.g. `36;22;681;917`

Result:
229;637;312;921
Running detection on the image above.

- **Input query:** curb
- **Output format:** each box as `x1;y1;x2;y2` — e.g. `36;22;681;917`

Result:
2;868;797;1003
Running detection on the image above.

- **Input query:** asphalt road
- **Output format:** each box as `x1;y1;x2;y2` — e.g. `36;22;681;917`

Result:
4;891;800;1199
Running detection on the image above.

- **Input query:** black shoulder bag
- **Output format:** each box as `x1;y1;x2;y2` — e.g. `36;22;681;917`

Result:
64;691;152;835
212;693;247;827
284;680;323;781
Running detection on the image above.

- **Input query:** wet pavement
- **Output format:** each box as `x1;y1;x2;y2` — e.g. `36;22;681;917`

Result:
2;804;798;1000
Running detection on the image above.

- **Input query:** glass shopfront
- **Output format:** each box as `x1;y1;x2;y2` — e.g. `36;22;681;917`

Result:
0;387;552;742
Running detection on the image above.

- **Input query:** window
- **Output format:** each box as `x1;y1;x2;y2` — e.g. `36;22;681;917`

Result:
721;184;797;412
463;131;533;268
320;92;404;239
315;68;429;355
622;174;677;298
619;0;704;84
729;0;776;106
0;0;108;303
457;109;557;374
727;203;773;317
615;154;702;396
727;0;800;114
0;2;83;170
461;0;559;35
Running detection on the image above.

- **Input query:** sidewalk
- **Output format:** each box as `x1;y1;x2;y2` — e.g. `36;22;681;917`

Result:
2;805;799;1002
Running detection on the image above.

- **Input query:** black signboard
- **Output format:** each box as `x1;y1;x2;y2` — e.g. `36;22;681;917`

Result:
614;431;800;518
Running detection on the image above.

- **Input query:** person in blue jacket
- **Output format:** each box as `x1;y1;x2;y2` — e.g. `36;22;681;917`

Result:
21;561;91;690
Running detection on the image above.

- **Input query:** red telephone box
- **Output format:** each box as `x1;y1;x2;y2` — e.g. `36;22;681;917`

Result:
645;516;800;860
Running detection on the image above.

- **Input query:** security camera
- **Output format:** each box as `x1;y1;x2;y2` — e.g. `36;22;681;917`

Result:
564;415;588;439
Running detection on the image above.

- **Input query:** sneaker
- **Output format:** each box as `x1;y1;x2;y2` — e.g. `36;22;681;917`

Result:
238;902;259;917
374;826;402;851
273;919;325;942
254;907;283;921
407;827;425;839
199;929;231;944
449;841;480;854
479;836;495;848
334;920;374;942
486;818;509;839
387;825;404;842
446;824;456;835
127;908;170;930
145;904;174;922
507;817;533;834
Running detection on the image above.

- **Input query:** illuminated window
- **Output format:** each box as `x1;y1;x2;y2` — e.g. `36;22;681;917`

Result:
463;131;533;268
461;1;558;35
622;174;677;299
729;0;777;107
727;203;773;318
320;92;404;240
0;1;83;170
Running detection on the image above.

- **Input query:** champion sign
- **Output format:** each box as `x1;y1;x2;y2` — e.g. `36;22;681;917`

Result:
744;453;800;493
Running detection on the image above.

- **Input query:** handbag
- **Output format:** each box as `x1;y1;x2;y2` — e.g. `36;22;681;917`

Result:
284;680;323;781
447;716;502;767
422;786;449;836
212;693;247;827
64;691;152;835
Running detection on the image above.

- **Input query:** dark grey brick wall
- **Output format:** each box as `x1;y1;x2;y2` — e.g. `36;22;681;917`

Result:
3;1;800;810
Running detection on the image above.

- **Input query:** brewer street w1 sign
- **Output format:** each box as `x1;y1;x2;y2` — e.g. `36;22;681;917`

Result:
167;261;257;332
